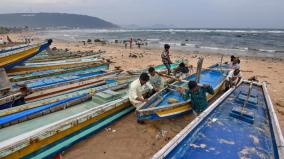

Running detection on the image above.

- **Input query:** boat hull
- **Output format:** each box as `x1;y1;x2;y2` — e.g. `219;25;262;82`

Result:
152;81;284;159
0;41;52;70
0;86;134;158
137;69;227;120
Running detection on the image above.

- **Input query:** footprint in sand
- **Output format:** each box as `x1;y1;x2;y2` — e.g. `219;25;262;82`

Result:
277;108;284;115
276;100;284;108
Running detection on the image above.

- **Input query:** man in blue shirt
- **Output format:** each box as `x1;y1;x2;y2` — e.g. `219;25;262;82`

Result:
178;81;214;114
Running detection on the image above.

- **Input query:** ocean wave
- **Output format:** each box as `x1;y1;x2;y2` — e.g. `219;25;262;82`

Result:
42;29;284;34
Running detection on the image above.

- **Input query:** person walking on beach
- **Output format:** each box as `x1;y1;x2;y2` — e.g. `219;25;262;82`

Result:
129;37;133;49
177;81;214;115
161;44;173;75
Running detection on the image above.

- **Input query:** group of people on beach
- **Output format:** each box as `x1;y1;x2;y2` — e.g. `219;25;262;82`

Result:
128;44;243;122
124;37;146;49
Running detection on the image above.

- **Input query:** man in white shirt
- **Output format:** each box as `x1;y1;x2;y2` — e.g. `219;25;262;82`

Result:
225;69;242;91
129;73;153;108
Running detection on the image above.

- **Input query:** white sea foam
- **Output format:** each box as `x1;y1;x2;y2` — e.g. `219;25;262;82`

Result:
41;29;284;34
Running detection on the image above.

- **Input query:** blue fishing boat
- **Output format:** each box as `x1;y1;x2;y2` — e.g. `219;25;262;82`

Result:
0;64;113;109
15;63;110;91
152;81;284;159
8;62;106;82
0;81;134;159
0;40;52;70
0;44;29;54
136;68;228;120
0;78;128;128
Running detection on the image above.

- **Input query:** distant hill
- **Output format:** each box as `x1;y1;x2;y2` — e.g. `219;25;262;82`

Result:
0;13;118;29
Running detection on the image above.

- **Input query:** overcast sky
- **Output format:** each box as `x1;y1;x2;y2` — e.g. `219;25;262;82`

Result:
0;0;284;28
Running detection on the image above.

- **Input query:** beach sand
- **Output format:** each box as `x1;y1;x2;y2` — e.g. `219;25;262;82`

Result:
47;40;284;159
4;34;284;158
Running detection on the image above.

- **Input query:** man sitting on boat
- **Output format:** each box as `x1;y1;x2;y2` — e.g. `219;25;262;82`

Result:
13;84;32;106
224;68;242;91
173;62;192;79
177;81;214;114
148;67;164;92
129;73;153;108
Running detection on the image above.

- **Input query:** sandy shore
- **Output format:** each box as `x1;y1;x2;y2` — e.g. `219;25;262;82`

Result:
4;33;284;158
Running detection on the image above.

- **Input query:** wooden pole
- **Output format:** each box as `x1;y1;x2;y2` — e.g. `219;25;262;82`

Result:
195;57;204;83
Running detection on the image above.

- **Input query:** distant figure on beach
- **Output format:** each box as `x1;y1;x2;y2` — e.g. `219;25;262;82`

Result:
137;41;141;48
161;44;173;75
128;73;153;108
129;37;133;49
177;81;214;114
124;41;128;49
225;69;242;91
148;67;164;92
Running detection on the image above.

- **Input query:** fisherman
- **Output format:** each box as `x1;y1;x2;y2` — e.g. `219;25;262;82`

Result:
128;73;153;108
177;81;214;114
230;57;240;69
161;44;173;75
224;68;242;91
129;37;133;49
230;55;236;63
148;67;164;92
174;62;192;79
13;84;31;106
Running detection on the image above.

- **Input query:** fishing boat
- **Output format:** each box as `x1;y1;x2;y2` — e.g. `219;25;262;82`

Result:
0;81;134;159
6;59;105;74
0;44;29;54
0;77;133;128
0;63;113;109
8;62;106;82
0;61;179;158
152;81;284;159
127;63;180;75
0;40;52;70
28;49;104;63
24;55;99;67
136;68;228;120
12;63;110;91
23;71;117;102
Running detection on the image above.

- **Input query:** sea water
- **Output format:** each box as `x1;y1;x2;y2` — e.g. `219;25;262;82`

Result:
37;28;284;58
